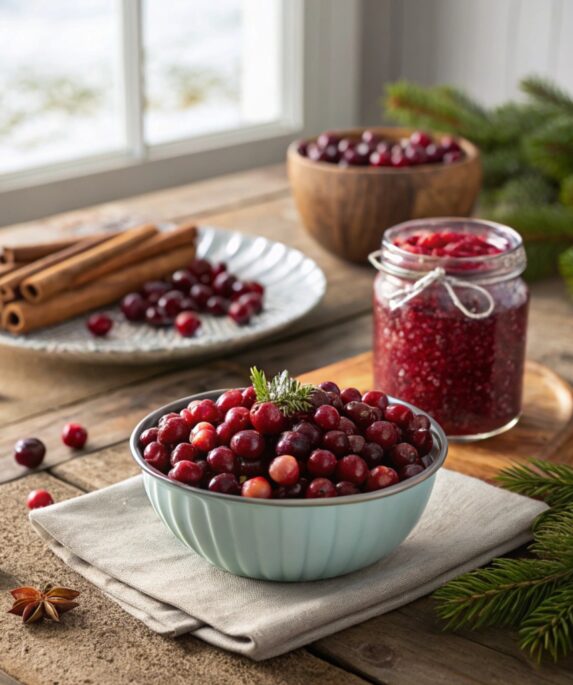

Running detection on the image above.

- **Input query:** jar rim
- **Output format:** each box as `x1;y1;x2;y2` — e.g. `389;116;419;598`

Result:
376;217;527;282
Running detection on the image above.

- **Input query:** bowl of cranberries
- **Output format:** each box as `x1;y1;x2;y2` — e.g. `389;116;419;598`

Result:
287;127;481;263
130;369;447;582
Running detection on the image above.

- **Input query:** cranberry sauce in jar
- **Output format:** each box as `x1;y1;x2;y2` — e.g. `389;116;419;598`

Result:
371;219;529;440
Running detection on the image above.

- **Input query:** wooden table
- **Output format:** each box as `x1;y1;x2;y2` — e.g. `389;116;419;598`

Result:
1;165;572;685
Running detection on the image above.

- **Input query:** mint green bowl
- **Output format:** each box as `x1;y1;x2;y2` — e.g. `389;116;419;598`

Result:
130;390;448;582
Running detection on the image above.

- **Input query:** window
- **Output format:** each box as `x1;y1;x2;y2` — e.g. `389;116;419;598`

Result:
0;0;290;180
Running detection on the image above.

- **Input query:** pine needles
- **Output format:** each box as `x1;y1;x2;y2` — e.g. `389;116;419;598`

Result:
250;367;315;416
433;460;573;663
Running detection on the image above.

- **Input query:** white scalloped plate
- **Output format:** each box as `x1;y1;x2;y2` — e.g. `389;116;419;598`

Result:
0;227;327;364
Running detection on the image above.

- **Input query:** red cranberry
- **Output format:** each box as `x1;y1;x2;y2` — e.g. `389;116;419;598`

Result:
370;149;392;166
145;306;171;327
404;144;428;165
216;422;234;445
335;455;368;484
61;423;88;449
242;476;272;499
188;258;213;284
243;281;264;296
338;416;357;435
409;414;431;431
191;421;216;435
340;387;362;404
226;406;251;432
365;421;399;449
306;478;337;498
171;269;197;293
241;386;257;408
236;293;263;314
139;427;159;448
292;421;322;447
158;417;189;445
344;401;375;428
410;131;432;147
409;428;433;456
366;465;399;491
175;311;201;337
250;402;284;434
309;388;331;409
385;404;414;429
399;463;425;480
212;272;237;298
206;296;230;316
307;449;337;477
391;151;409;167
144;442;170;471
276;431;311;460
317;131;340;148
440;136;461;153
216;389;243;412
361;129;381;145
443;150;463;164
191;428;218;453
326;392;344;411
389;443;421;469
158;290;185;318
170;442;200;465
209;473;240;495
211;262;227;278
425;143;443;162
230;430;265;460
336;481;360;496
121;293;147;321
314;405;340;430
87;313;113;337
207;446;239;474
362;390;389;412
179;296;199;312
348;434;366;454
269;455;300;486
239;457;266;478
361;442;385;468
27;489;54;509
169;460;204;485
14;438;46;469
159;412;180;426
141;280;170;302
337;138;354;153
228;300;253;325
296;140;308;156
321;430;349;457
319;381;340;394
190;284;214;309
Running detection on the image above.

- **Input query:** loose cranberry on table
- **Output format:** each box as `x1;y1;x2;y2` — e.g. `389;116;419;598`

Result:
27;489;54;510
86;312;113;337
61;423;88;449
14;438;46;469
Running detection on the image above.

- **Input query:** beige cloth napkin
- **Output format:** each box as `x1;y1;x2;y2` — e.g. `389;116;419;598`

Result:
30;469;546;660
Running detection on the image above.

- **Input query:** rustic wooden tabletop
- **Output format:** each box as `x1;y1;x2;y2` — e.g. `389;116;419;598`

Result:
1;165;572;685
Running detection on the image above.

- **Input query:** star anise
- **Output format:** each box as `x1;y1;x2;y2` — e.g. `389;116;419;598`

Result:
7;584;80;624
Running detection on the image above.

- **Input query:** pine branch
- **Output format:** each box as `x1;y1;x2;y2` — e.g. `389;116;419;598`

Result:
561;176;573;209
494;174;558;209
250;367;314;416
523;116;573;181
521;75;573;116
496;460;573;509
519;586;573;662
559;246;573;297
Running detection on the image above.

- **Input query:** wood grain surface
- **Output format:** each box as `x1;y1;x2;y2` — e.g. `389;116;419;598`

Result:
0;164;572;685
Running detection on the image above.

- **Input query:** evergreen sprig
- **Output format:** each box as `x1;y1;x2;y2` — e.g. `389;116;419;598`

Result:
250;367;314;416
521;75;573;116
433;461;573;663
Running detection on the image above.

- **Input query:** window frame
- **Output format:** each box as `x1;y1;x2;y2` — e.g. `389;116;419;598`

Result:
0;0;361;226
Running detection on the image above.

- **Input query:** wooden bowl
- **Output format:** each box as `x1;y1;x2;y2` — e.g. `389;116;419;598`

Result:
287;127;482;263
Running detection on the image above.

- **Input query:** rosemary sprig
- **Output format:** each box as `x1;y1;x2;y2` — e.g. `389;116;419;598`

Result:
250;367;315;416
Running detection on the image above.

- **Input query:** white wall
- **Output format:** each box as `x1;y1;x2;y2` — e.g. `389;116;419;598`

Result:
361;0;573;123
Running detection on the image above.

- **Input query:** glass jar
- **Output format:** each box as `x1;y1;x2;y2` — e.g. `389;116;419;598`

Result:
370;218;529;441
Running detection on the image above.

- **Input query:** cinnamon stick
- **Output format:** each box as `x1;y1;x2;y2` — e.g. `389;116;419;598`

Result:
0;235;111;302
74;222;197;286
0;262;26;277
2;238;80;264
3;244;197;334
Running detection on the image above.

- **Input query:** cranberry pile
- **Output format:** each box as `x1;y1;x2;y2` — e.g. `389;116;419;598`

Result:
393;230;505;258
139;379;434;499
87;258;265;338
296;129;464;168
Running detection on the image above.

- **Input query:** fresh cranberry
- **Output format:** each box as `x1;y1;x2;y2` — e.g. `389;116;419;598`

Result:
292;421;322;447
121;293;147;321
425;144;443;162
171;269;197;293
391;151;409;167
269;455;300;486
276;431;311;460
145;306;171;327
187;400;218;424
389;443;421;469
335;455;368;484
159;412;180;426
313;405;340;430
338;138;354;154
348;434;366;454
366;465;399;491
404;144;428;165
361;442;385;468
336;481;360;496
409;428;433;456
306;478;337;498
410;131;432;147
207;446;238;474
340;387;362;404
317;131;340;148
409;414;431;431
158;290;184;318
158;417;189;445
307;449;337;477
338;416;357;435
369;149;392;166
242;476;272;499
321;430;349;457
209;473;240;495
385;404;414;429
230;430;265;460
443;150;463;164
365;421;399;449
144;442;170;471
362;390;389;412
141;280;170;303
175;311;201;337
212;272;237;298
344;401;375;428
250;402;284;434
242;281;264;296
169;460;204;485
139;427;159;448
216;422;235;445
27;489;54;509
87;313;113;337
170;442;200;465
226;406;251;432
211;262;227;278
343;145;369;166
440;136;461;153
179;296;199;312
296;140;308;156
236;293;263;314
241;386;257;408
191;421;216;435
239;457;266;478
188;259;213;284
216;389;243;413
361;130;381;146
399;463;425;480
319;381;340;394
191;428;218;453
14;438;46;468
309;388;331;409
326;392;344;411
228;300;253;325
61;423;88;449
206;296;229;316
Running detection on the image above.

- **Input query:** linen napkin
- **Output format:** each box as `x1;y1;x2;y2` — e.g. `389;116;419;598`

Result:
30;469;546;660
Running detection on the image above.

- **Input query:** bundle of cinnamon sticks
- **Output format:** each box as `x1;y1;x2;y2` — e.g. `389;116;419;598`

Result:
0;222;197;335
